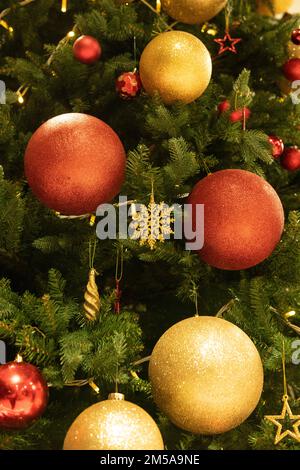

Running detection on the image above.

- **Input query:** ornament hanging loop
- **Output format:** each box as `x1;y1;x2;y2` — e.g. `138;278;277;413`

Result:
114;245;124;314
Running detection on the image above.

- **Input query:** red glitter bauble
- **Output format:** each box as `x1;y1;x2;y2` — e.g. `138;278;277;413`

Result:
218;100;230;113
73;35;102;64
24;113;126;215
291;29;300;46
187;170;284;270
229;107;251;122
116;71;142;99
0;360;48;429
282;58;300;81
281;147;300;171
268;135;284;159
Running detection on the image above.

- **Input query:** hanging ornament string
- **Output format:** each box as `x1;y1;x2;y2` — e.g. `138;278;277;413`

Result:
282;341;288;397
242;106;247;131
213;2;241;58
114;245;124;314
191;281;199;317
133;34;137;65
83;238;100;322
265;340;300;445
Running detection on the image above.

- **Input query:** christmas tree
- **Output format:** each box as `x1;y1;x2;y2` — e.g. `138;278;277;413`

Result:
0;0;300;451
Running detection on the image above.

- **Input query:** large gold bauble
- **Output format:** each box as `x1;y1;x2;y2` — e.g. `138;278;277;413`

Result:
149;316;264;435
161;0;227;25
257;0;293;16
139;31;212;105
63;393;164;450
287;41;300;59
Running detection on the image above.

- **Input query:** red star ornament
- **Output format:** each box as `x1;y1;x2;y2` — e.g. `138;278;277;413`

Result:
214;32;242;55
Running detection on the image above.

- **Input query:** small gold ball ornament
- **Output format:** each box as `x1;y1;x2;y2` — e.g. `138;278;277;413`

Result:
149;316;264;435
287;41;300;59
161;0;227;25
63;393;164;450
139;31;212;105
257;0;293;16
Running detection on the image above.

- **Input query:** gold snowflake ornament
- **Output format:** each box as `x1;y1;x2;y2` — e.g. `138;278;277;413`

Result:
131;192;174;250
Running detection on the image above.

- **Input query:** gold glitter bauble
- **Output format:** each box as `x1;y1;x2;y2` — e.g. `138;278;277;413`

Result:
63;393;164;450
257;0;293;16
139;31;212;105
287;41;300;59
149;316;264;435
161;0;227;25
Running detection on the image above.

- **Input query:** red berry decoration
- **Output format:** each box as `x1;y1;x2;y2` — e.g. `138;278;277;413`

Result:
24;113;126;215
0;358;48;429
73;35;102;65
282;58;300;81
268;135;284;159
291;29;300;46
218;100;230;113
281;147;300;171
116;71;142;99
187;170;284;270
229;107;251;122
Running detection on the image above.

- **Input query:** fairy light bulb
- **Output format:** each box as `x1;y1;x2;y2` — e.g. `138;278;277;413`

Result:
61;0;68;12
284;310;296;319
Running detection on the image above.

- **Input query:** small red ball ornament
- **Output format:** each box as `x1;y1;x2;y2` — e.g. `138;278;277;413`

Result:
218;100;230;113
73;35;102;65
229;107;251;122
0;359;48;429
291;29;300;46
282;58;300;81
187;170;284;270
280;147;300;171
24;113;126;215
116;71;142;99
268;135;284;159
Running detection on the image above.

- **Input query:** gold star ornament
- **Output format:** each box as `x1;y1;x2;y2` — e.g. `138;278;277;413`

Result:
265;394;300;445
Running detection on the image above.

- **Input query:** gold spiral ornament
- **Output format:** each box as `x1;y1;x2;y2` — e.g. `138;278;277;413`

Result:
83;268;100;321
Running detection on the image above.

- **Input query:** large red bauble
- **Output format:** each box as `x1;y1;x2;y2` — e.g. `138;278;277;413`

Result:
282;58;300;81
0;361;48;429
24;113;126;215
280;147;300;171
187;170;284;270
73;35;102;64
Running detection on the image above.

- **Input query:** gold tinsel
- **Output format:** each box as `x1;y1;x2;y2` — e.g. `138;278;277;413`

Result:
83;268;100;321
